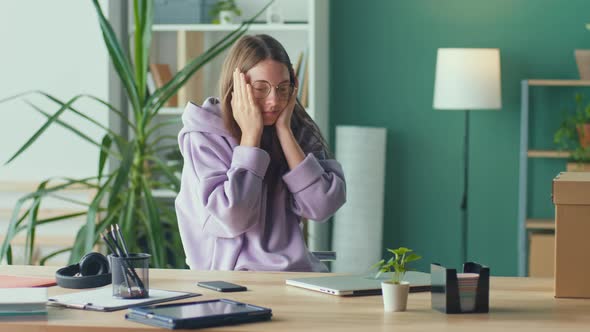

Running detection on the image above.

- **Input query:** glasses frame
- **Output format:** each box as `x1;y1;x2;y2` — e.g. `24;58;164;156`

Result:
251;80;295;101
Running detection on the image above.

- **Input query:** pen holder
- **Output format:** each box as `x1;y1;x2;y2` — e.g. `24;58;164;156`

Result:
109;253;150;299
431;262;490;314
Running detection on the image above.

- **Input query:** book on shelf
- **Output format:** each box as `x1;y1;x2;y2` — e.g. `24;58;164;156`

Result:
149;63;178;107
293;48;309;108
300;61;309;108
176;31;205;108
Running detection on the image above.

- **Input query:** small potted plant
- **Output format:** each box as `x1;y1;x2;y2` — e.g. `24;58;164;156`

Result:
554;93;590;169
373;247;422;312
210;0;242;24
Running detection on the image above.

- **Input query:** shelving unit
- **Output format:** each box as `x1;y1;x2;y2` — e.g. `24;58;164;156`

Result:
148;0;328;133
518;79;590;276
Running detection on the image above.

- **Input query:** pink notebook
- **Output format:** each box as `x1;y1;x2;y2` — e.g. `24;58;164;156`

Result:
0;275;56;288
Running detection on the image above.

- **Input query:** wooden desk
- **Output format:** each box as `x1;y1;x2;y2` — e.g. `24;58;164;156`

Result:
1;265;589;331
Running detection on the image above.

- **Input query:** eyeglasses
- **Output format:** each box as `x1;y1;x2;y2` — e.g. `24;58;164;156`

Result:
251;80;294;101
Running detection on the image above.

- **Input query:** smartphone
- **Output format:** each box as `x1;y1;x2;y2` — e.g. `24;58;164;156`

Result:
197;280;247;292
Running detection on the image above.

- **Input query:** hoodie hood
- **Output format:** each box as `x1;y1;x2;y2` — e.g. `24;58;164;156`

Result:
180;97;232;138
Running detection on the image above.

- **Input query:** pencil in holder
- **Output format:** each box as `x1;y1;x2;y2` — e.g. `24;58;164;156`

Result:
109;253;150;299
431;262;489;314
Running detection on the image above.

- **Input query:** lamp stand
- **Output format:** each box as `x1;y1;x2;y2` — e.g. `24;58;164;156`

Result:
461;111;470;264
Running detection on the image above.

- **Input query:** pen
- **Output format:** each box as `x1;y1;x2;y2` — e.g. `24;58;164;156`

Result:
102;230;133;294
109;224;147;296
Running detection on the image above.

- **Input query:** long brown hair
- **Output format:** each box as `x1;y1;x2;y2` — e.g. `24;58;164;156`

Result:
219;34;330;182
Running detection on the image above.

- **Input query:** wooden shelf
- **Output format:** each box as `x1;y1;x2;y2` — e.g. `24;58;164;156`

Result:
526;219;555;230
527;150;571;158
526;79;590;87
152;23;309;32
159;107;183;115
152;189;177;199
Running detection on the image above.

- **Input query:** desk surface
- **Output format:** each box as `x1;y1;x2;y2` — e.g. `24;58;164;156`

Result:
0;265;589;331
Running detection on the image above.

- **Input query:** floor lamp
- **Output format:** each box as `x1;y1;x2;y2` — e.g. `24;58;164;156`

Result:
433;48;502;264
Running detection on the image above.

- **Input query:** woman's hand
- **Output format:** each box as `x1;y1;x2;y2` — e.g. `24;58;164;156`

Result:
231;68;263;147
275;84;298;134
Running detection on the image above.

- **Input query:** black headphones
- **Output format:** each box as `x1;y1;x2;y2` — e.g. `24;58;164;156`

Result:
55;252;112;289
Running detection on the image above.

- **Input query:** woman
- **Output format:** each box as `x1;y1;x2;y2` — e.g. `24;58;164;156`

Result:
175;34;346;272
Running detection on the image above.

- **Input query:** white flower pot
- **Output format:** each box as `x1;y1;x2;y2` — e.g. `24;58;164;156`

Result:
219;11;235;25
381;281;410;312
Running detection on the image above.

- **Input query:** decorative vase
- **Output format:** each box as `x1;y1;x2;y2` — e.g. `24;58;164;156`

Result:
381;281;410;312
574;50;590;80
219;10;235;24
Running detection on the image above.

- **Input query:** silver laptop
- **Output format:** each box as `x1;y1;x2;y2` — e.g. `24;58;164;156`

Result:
285;271;430;296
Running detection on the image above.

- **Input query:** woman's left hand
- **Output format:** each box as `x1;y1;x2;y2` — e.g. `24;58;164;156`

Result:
276;86;298;133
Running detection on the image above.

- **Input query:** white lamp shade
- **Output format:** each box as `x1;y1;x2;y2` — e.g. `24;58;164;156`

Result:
433;48;502;110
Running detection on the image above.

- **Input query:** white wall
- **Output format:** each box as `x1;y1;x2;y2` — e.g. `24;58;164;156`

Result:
0;0;109;182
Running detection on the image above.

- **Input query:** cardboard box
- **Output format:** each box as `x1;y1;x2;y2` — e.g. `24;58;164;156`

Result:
528;232;555;278
552;172;590;298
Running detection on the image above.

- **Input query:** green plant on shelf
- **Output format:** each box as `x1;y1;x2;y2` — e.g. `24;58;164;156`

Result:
210;0;242;24
554;93;590;162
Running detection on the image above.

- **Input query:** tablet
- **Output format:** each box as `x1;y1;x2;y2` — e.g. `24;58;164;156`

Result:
125;299;272;330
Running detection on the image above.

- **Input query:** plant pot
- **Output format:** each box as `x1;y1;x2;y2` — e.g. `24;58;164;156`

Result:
576;123;590;149
219;10;235;25
381;281;410;312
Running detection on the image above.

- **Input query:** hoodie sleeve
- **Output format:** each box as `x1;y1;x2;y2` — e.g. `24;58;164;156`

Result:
182;131;270;238
282;153;346;221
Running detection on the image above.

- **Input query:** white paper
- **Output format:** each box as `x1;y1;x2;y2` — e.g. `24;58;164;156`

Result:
332;126;387;273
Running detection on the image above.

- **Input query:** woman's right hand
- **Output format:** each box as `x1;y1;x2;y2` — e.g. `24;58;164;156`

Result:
231;68;263;147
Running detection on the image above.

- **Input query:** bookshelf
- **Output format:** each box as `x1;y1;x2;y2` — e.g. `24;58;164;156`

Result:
148;0;328;132
518;79;590;276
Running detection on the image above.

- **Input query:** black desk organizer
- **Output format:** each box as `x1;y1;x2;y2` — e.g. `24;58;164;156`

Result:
431;262;490;314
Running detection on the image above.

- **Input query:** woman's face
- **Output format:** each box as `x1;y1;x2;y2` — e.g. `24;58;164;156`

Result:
245;59;292;126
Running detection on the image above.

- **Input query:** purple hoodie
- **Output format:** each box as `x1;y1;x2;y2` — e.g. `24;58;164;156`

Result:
175;98;346;272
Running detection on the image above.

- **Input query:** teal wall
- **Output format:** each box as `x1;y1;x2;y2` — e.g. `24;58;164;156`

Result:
329;0;590;275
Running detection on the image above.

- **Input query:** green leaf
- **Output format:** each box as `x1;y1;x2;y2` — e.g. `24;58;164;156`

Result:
147;156;181;191
25;100;121;160
92;0;141;119
404;253;422;264
79;173;117;261
25;196;41;265
5;95;81;165
39;247;72;266
98;135;113;180
133;0;153;103
140;176;164;267
108;142;135;209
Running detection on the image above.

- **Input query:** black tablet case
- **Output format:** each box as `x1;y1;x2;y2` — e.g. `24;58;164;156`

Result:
125;299;272;330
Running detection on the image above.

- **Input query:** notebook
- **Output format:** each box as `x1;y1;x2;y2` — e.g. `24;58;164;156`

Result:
48;287;200;312
286;271;431;296
0;288;48;317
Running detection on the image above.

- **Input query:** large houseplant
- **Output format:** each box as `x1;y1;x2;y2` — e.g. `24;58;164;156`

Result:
0;0;272;268
554;93;590;163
